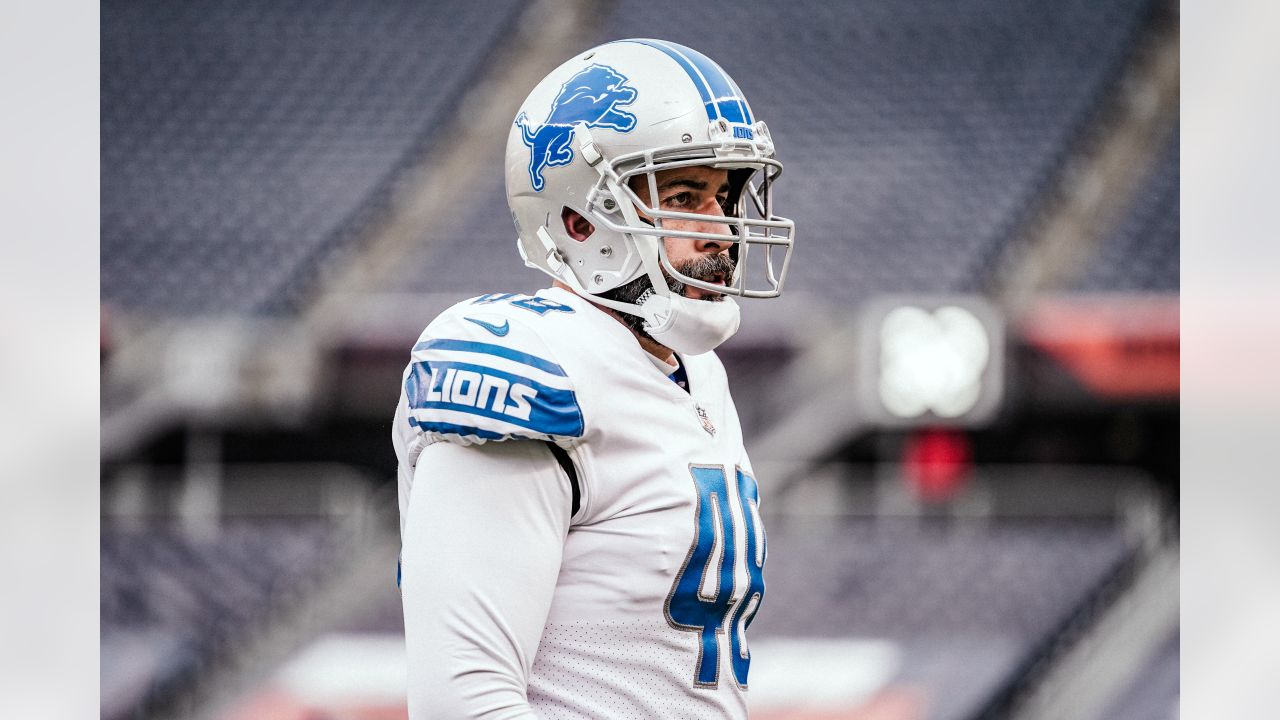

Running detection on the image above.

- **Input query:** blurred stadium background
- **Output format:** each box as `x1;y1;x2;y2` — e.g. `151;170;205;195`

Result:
99;1;1179;719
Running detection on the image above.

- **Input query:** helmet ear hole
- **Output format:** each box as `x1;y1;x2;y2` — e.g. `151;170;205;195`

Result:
725;168;754;217
562;206;595;242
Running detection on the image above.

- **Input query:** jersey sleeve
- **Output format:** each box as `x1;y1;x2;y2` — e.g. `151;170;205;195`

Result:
399;303;586;449
401;440;568;719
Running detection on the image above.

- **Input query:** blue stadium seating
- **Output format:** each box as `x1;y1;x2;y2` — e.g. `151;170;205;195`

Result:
100;521;340;718
1073;126;1179;292
104;0;1166;309
393;0;1158;303
101;0;524;315
752;517;1134;719
1094;630;1179;720
753;517;1131;639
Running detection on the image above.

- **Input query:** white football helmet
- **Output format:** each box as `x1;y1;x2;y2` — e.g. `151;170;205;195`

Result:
505;39;795;355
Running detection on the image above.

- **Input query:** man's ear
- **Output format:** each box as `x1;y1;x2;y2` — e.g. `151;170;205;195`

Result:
562;207;595;242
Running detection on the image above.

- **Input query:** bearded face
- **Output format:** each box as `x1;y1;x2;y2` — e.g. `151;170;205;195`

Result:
599;251;736;341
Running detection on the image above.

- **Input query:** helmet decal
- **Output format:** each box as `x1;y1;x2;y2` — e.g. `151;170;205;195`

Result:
514;63;638;192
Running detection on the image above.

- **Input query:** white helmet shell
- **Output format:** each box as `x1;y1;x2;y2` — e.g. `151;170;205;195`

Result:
505;39;795;353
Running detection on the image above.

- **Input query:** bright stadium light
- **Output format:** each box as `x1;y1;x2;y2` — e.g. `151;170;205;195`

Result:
855;296;1004;426
878;305;991;418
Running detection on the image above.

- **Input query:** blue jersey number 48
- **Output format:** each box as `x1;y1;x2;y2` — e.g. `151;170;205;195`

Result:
666;464;766;689
471;293;575;316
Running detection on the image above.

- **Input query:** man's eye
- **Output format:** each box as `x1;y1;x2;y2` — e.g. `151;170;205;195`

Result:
664;192;692;207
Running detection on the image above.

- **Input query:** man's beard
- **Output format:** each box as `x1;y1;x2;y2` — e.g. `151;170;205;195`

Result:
598;252;736;342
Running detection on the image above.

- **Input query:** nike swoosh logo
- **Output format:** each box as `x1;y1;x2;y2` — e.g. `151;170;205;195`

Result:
465;317;510;337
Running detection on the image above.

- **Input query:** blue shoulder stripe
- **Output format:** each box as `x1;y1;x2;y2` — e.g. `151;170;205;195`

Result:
414;338;568;377
408;417;505;440
405;360;585;438
620;39;752;124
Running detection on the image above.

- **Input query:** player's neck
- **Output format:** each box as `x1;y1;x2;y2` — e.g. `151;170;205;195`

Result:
552;281;676;367
632;332;677;367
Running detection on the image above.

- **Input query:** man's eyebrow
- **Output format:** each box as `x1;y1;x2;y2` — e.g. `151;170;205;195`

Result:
657;178;732;194
657;177;707;192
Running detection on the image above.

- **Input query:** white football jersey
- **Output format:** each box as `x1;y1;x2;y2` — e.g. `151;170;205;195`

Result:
394;286;766;719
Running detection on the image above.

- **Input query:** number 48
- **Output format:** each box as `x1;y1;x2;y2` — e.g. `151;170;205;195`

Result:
665;465;766;689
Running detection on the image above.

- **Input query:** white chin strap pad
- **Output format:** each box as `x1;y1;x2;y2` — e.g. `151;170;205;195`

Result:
640;293;742;356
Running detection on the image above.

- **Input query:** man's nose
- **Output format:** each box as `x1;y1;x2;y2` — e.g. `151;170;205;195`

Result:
692;198;733;253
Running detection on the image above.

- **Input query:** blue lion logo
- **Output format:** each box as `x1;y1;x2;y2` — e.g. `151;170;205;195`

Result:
516;64;638;192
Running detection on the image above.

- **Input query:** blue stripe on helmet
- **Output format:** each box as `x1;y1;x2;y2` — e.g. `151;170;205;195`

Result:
622;39;716;120
720;72;754;125
620;39;753;125
662;41;754;125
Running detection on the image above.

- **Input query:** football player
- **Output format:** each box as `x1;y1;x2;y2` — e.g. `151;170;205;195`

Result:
394;39;795;718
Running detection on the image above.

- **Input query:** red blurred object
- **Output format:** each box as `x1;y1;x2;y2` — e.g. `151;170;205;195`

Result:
1019;295;1179;398
903;428;972;502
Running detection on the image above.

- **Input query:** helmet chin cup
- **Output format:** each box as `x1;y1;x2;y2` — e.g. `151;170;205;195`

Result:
640;293;742;356
538;225;741;355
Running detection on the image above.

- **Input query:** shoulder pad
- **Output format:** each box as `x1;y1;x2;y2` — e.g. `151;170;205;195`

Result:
401;298;584;445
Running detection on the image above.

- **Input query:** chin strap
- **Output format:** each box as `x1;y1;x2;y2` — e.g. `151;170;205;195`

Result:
535;226;741;355
640;293;741;356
